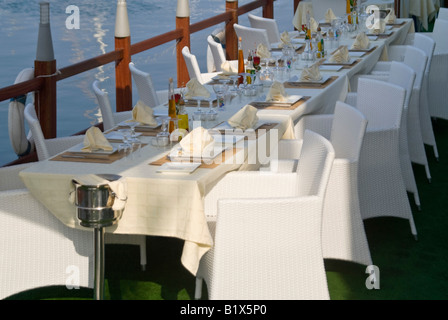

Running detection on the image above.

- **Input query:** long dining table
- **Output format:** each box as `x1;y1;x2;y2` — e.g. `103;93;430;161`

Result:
19;18;414;276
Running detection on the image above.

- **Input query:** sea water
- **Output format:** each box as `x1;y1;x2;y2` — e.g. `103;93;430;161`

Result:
0;0;293;165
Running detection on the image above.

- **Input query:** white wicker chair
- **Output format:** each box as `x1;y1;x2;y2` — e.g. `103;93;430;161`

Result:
355;45;432;183
181;46;219;85
206;35;238;73
197;130;334;300
92;80;132;131
347;62;421;209
0;187;94;299
271;102;372;266
311;0;346;22
233;23;271;59
247;13;281;44
24;103;85;161
437;7;448;20
129;62;161;108
354;78;418;239
23;104;147;270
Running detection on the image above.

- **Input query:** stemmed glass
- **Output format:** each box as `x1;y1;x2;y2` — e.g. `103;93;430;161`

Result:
118;128;132;153
228;74;240;98
127;121;140;143
213;83;228;111
153;116;170;147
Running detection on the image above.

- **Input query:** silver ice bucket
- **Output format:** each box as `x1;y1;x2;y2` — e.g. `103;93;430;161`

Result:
72;174;124;228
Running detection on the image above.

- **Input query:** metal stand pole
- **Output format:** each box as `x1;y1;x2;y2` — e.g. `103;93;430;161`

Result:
93;227;105;300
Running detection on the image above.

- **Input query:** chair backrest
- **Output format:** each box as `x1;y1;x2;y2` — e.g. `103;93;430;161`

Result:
356;78;406;131
296;130;335;198
182;46;204;83
403;45;427;91
387;61;416;110
207;35;227;72
432;18;448;38
24;103;50;160
92;80;115;131
247;13;281;44
129;62;160;108
311;0;347;22
330;101;368;161
233;24;271;59
437;8;448;21
411;33;435;77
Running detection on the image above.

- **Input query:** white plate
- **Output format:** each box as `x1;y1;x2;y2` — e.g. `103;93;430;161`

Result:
168;145;229;162
322;58;356;65
367;30;393;36
349;51;366;57
118;117;162;129
211;134;245;145
289;75;331;85
211;120;266;132
156;162;201;174
257;94;303;104
105;131;142;140
367;35;378;41
319;65;343;71
66;142;119;155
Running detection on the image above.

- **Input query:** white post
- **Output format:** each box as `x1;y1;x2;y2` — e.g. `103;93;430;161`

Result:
115;0;130;38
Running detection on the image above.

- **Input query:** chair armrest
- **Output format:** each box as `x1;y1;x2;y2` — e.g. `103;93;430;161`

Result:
294;115;333;141
371;61;392;72
350;74;389;92
45;135;85;156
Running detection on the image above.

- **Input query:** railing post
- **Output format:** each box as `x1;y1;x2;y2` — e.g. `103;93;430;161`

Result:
176;0;191;87
263;0;274;19
115;0;132;112
225;0;238;61
35;1;57;139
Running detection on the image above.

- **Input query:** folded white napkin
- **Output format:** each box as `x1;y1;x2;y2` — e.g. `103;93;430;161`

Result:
325;8;337;23
300;64;322;82
69;174;128;211
131;100;158;126
256;43;271;59
228;105;259;130
279;31;291;48
351;32;370;50
179;127;215;155
329;45;350;63
184;78;211;99
310;17;319;33
266;81;289;102
82;127;113;152
385;9;396;24
371;19;386;34
220;60;238;75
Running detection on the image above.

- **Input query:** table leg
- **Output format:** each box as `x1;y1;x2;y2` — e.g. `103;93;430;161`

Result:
94;227;105;300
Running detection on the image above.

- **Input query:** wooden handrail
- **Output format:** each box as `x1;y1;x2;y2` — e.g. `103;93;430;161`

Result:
238;0;268;15
190;11;233;34
131;29;184;56
0;77;44;102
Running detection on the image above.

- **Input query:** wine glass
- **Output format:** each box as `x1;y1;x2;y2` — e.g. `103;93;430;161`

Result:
118;128;132;153
153;116;170;147
213;83;228;111
228;74;240;97
127;121;141;143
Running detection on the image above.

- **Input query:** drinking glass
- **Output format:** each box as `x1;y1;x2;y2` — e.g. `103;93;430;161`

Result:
213;83;228;111
127;121;141;143
153;116;170;147
118;128;132;153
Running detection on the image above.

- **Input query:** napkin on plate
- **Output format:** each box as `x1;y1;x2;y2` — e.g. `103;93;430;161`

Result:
131;100;158;126
179;126;215;155
220;60;238;75
370;19;386;34
228;105;259;130
69;174;128;211
266;81;289;102
310;17;319;33
385;9;396;24
329;45;350;63
279;31;291;48
325;8;337;23
351;32;370;50
184;78;211;99
300;64;322;82
82;126;113;152
256;43;271;59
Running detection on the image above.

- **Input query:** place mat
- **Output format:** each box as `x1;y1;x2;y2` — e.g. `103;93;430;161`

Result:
184;99;217;107
249;96;311;110
271;45;304;53
320;59;361;69
149;147;241;169
208;122;279;140
50;144;146;164
115;126;162;136
349;45;377;53
284;76;337;89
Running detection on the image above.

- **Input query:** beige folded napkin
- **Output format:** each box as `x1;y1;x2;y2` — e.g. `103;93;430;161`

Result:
220;60;238;75
228;105;259;130
279;31;291;48
256;43;271;59
82;126;113;152
310;17;319;33
131;100;158;126
69;174;127;211
179;126;214;155
385;9;396;24
266;81;289;102
184;78;211;99
371;19;386;34
329;45;350;63
325;8;337;23
351;32;370;50
300;64;322;82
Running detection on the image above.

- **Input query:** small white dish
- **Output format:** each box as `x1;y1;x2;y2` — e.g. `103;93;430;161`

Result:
349;51;366;57
323;58;356;65
211;134;245;145
156;162;201;174
118;117;162;129
105;131;142;140
319;65;343;71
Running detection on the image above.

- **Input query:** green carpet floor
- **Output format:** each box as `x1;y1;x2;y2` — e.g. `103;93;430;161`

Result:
6;118;448;301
